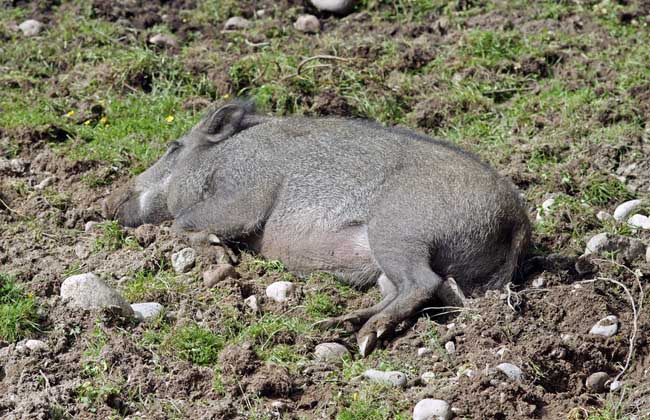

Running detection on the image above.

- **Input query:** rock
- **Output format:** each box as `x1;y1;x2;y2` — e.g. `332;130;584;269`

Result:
265;281;295;303
0;158;28;175
613;199;643;221
464;369;478;378
16;339;49;353
224;16;251;30
74;242;91;259
244;295;259;312
496;363;523;382
412;399;452;420
60;273;133;316
589;315;619;337
294;14;320;33
584;232;610;254
172;248;196;273
18;19;43;36
310;0;356;14
496;347;509;359
203;264;238;288
421;372;436;384
131;302;164;321
586;372;609;392
444;341;456;355
314;342;349;363
609;380;623;391
417;347;433;357
133;224;157;247
536;197;556;222
596;210;612;222
437;277;467;307
84;221;99;233
628;214;650;230
148;33;178;49
270;400;288;411
362;369;407;387
531;276;545;288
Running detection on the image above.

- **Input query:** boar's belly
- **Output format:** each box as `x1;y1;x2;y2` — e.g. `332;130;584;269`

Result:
258;223;380;284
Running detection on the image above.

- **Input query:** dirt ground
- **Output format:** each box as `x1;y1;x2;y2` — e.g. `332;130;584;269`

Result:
1;0;650;419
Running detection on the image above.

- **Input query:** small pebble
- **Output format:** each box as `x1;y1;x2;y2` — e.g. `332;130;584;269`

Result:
628;214;650;230
74;242;90;259
270;400;288;411
589;315;619;337
84;221;99;233
310;0;356;14
203;264;238;288
412;399;452;420
596;210;612;222
444;341;456;355
586;372;609;392
265;281;295;303
496;347;509;359
531;276;545;288
421;372;436;384
536;197;556;222
613;199;643;221
294;14;320;33
609;380;623;391
34;176;54;190
16;339;49;353
224;16;251;30
584;232;609;254
148;33;178;49
496;363;524;382
417;347;433;357
244;295;259;312
171;248;196;273
362;369;407;387
131;302;164;321
18;19;43;36
60;273;133;316
314;342;349;363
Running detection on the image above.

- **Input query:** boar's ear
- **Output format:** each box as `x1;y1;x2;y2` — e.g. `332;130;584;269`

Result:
198;103;248;143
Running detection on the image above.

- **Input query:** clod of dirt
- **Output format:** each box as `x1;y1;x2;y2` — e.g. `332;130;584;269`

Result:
219;342;259;376
203;264;238;288
247;363;292;397
585;371;610;393
0;158;29;175
294;15;320;33
132;224;157;247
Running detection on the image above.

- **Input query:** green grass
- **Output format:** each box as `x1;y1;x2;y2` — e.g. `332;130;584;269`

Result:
165;323;225;366
92;220;139;253
122;267;184;302
0;273;40;342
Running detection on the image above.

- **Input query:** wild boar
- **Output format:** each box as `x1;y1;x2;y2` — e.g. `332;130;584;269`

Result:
103;101;531;356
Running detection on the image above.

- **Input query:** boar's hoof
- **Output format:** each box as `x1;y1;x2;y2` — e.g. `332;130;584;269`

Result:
358;333;377;358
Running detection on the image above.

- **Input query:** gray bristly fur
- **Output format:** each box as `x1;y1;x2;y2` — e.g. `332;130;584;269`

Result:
102;101;531;356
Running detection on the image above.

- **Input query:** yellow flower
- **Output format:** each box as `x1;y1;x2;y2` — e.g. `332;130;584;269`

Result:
166;115;174;123
100;116;108;124
27;293;33;299
223;93;230;99
66;110;75;117
84;120;91;125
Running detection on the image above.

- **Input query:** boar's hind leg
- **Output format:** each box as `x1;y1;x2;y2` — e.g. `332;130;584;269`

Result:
356;239;443;357
316;274;398;331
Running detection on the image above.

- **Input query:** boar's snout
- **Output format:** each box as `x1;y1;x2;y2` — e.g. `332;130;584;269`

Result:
101;182;142;227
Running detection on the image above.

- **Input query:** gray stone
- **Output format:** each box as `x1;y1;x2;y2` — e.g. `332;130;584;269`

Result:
203;263;238;288
496;362;523;382
74;242;91;259
131;302;164;321
628;214;650;230
60;273;133;316
589;315;619;337
314;342;349;363
149;33;179;49
586;372;609;392
421;371;436;384
244;295;259;312
536;197;556;222
583;233;646;261
531;276;545;288
84;221;99;233
0;158;28;174
412;399;452;420
585;233;610;254
444;341;456;355
310;0;356;14
609;380;623;391
362;369;407;387
224;16;251;30
18;19;43;36
596;210;612;222
265;281;295;303
17;339;49;353
417;347;433;357
294;15;320;33
172;248;196;273
613;199;643;222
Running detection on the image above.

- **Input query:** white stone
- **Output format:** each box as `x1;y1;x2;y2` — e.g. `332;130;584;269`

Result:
74;242;90;259
589;315;619;337
417;347;433;357
265;281;295;303
362;369;407;387
18;19;43;36
596;211;612;222
628;214;650;230
609;380;623;391
613;199;643;221
131;302;164;321
586;372;609;392
60;273;133;316
84;221;99;233
496;347;509;359
536;198;556;222
584;232;609;254
148;33;178;48
224;16;251;30
496;363;523;382
244;295;259;312
314;342;349;362
310;0;356;14
25;339;48;352
421;371;436;384
412;399;452;420
531;276;545;288
294;15;320;33
444;341;456;355
171;248;196;273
